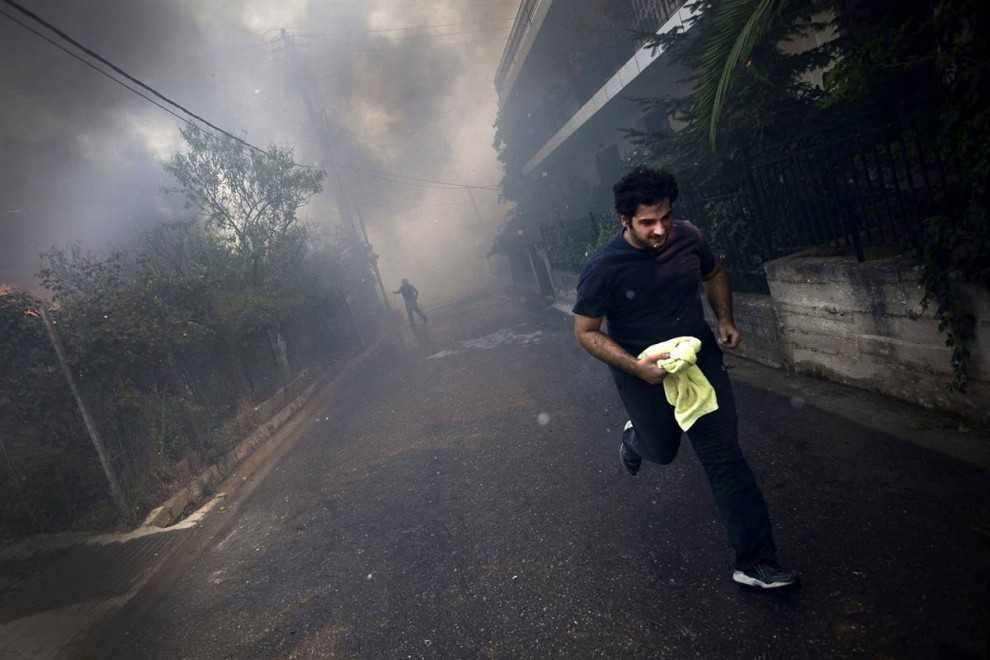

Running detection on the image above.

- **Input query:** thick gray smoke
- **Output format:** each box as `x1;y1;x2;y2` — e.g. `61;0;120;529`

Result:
1;0;514;302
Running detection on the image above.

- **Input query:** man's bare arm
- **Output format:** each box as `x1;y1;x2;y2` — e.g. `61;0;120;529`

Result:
702;263;741;348
574;314;667;384
702;263;732;322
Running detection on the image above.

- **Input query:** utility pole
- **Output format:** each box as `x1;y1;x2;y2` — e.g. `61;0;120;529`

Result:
350;196;390;307
279;29;389;311
467;187;501;281
39;306;128;519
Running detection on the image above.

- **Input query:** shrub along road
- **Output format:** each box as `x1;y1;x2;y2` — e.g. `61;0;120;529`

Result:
46;294;990;658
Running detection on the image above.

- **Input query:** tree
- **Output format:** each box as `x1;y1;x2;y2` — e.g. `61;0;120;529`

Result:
635;0;990;388
1;125;359;537
165;124;326;286
691;0;790;150
632;0;834;173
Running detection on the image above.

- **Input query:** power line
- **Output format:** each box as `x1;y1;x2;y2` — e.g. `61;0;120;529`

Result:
0;7;190;126
0;0;500;193
0;0;275;159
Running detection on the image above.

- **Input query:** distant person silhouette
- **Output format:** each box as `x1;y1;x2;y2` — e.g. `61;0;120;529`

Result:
393;278;428;326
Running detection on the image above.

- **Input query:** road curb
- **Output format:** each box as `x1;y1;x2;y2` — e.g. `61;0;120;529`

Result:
141;373;322;528
543;301;990;472
0;334;394;562
723;354;990;472
143;334;392;528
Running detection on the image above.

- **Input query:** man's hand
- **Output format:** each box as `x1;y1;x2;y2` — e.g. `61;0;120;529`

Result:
635;352;669;385
575;314;671;385
718;321;742;349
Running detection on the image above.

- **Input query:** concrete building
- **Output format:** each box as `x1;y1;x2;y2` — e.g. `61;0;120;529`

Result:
491;4;990;423
497;2;697;190
491;0;697;295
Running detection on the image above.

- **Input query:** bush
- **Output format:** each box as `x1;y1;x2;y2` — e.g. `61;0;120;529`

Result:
0;126;372;538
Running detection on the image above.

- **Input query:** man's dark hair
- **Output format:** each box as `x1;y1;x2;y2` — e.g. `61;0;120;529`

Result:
613;166;679;218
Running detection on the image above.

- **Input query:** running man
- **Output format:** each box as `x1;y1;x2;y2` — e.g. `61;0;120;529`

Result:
572;166;798;590
394;278;428;326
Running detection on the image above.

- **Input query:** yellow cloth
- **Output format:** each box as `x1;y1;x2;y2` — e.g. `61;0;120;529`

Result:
638;336;719;431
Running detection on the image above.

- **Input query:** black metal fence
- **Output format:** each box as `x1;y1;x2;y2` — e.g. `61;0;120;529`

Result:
746;124;959;260
677;189;771;294
572;123;957;293
541;123;959;294
541;211;616;275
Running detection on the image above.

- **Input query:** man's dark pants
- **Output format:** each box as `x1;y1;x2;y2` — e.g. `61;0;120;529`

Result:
612;349;777;570
405;302;428;325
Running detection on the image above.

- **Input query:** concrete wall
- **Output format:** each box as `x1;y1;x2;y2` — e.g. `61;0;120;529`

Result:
765;252;990;425
551;258;989;424
702;293;787;369
552;267;786;367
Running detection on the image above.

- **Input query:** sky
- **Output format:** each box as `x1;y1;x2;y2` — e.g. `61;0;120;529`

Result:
0;0;517;303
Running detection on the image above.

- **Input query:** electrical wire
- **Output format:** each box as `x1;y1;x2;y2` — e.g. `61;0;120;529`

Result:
0;0;501;191
0;0;276;159
0;7;191;126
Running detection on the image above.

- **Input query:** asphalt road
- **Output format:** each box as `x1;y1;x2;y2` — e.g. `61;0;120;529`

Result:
69;295;990;659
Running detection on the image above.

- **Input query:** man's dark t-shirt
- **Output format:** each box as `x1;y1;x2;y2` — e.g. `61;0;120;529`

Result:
398;283;418;304
572;220;718;357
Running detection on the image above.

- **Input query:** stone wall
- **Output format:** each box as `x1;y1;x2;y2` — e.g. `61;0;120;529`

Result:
702;293;787;368
552;267;786;368
765;252;990;425
552;257;989;424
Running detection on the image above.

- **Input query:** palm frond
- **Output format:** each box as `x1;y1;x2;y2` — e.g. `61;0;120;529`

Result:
697;0;787;150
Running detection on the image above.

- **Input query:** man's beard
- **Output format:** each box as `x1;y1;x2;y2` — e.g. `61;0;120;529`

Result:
624;225;669;250
637;233;667;250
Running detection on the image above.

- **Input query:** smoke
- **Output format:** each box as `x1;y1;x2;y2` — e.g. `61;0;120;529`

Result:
0;0;515;302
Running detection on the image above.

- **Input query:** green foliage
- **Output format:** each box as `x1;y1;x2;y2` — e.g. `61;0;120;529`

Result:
919;211;989;392
165;124;326;286
661;0;990;387
0;127;360;538
502;0;989;386
841;0;990;391
697;0;788;149
698;196;771;293
542;212;616;272
631;0;834;183
493;0;837;272
0;289;111;534
0;292;58;422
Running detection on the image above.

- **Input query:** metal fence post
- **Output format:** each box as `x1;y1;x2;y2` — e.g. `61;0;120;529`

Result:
39;306;129;521
743;153;775;262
